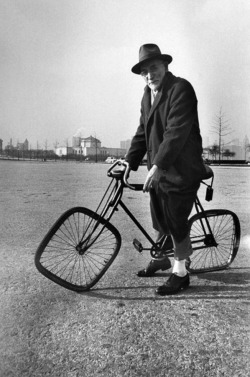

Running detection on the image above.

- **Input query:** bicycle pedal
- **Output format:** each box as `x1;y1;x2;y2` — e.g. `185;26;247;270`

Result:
133;238;143;253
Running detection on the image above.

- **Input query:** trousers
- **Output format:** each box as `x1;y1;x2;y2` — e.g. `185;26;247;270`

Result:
149;168;200;260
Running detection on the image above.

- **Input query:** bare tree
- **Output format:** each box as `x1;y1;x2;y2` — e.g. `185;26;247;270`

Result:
44;139;48;161
29;143;32;160
222;149;235;160
64;138;69;161
93;133;101;163
36;141;39;160
210;108;233;162
209;143;220;160
54;140;59;161
243;135;250;160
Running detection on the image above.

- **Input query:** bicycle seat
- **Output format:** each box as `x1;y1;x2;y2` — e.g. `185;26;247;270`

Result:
202;165;214;180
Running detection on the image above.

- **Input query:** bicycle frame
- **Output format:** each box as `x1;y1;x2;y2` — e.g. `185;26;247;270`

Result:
91;160;216;258
96;176;159;251
192;195;218;250
35;159;240;291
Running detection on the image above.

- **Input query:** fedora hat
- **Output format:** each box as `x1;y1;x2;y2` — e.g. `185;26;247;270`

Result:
131;44;172;74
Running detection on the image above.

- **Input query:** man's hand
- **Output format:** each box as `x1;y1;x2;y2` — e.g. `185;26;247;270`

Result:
143;165;158;192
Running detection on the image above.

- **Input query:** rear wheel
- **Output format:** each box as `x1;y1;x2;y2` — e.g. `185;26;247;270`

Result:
35;207;121;291
187;209;240;273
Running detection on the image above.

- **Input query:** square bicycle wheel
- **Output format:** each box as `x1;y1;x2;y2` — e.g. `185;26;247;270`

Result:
187;209;240;273
35;207;121;292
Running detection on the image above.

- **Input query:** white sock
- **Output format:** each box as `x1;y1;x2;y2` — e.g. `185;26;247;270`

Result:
172;260;187;277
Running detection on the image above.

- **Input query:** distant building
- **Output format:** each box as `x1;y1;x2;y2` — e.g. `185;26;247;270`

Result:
120;139;131;151
231;138;240;146
17;138;29;151
203;143;246;161
228;144;244;160
55;146;73;156
4;138;29;152
72;136;81;148
72;135;101;156
70;135;126;158
100;147;126;158
82;135;101;155
0;139;2;154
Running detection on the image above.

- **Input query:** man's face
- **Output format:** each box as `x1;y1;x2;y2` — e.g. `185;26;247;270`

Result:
140;59;167;91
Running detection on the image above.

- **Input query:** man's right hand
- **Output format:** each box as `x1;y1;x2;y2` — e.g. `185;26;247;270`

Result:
143;165;158;192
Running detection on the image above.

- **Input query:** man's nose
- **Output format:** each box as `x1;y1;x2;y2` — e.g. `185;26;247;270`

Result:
146;71;154;79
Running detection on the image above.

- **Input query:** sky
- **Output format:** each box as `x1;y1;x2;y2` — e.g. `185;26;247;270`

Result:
0;0;250;149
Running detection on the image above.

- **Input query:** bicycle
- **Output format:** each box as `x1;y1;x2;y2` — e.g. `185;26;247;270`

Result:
35;160;241;292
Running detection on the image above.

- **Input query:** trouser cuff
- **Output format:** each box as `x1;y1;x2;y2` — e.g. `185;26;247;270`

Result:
172;234;192;261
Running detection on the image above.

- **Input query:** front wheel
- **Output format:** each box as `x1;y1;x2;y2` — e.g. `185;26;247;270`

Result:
187;209;240;273
35;207;121;292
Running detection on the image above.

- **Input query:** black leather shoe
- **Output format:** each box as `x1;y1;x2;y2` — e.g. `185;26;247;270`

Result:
137;257;171;277
155;273;190;295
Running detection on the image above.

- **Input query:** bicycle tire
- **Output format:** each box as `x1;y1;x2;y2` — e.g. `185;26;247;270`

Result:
35;207;121;292
187;209;240;273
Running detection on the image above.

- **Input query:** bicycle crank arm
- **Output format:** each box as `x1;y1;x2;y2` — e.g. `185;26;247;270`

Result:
133;238;155;253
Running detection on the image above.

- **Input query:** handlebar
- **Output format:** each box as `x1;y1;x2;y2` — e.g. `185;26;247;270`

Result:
107;160;214;194
107;160;143;191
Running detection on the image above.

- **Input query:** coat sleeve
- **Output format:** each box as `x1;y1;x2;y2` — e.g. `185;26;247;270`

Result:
152;80;198;170
125;109;147;171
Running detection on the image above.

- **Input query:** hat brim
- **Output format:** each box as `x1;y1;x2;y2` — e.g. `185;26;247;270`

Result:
131;54;172;74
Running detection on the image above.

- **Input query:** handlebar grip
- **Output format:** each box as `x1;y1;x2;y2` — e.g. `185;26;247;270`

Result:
107;160;144;191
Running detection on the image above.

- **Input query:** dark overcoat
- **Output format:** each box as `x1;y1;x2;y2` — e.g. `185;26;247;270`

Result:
126;71;207;188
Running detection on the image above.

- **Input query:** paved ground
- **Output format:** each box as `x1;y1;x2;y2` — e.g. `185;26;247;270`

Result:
0;161;249;376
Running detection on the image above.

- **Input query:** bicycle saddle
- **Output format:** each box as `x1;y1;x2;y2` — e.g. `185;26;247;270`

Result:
202;164;214;180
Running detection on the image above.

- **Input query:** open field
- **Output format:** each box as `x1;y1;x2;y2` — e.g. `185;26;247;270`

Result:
0;160;250;376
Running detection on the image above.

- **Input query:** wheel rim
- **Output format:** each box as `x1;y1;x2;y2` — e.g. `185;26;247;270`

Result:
188;211;239;273
36;208;121;290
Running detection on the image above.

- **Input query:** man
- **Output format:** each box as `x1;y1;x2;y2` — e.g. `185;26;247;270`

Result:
125;44;207;295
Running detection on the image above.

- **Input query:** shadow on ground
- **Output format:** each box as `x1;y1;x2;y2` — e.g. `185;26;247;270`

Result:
79;267;250;301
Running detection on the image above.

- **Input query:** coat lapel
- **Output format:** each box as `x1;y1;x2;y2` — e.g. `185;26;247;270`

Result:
148;90;162;120
144;72;174;128
142;87;162;127
143;88;151;120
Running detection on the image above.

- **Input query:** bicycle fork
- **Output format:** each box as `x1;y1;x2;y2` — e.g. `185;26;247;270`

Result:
193;197;218;249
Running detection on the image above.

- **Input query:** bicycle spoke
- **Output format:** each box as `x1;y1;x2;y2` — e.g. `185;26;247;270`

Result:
188;210;240;273
35;207;121;291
